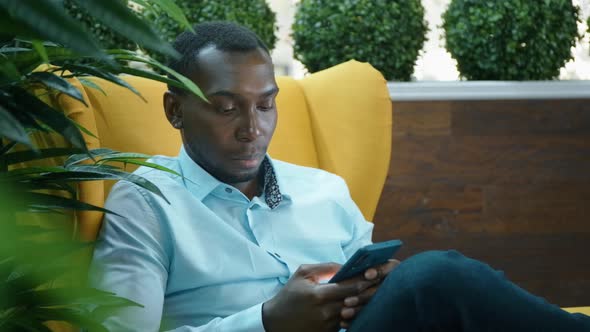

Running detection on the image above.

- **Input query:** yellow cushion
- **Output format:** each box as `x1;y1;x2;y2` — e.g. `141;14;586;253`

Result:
63;76;181;240
269;76;319;168
66;60;392;241
563;307;590;315
299;60;392;220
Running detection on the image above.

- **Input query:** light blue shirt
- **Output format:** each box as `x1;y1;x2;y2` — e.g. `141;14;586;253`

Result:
89;147;374;331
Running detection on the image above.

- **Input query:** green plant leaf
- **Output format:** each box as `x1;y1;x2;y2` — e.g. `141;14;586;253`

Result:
99;157;181;177
4;244;92;280
0;46;32;54
16;287;142;308
3;148;83;165
10;87;88;152
114;66;189;92
31;307;109;332
73;0;178;58
0;0;106;58
72;120;98;139
0;57;22;84
132;0;193;33
78;77;106;96
29;170;124;182
2;261;79;293
31;40;49;64
22;192;119;215
60;63;145;101
28;72;88;106
0;314;52;332
130;0;149;7
0;105;32;146
66;165;170;203
0;140;17;156
64;148;115;167
96;152;151;160
0;8;43;41
108;50;206;101
20;165;144;186
19;181;77;197
5;46;77;76
0;166;66;180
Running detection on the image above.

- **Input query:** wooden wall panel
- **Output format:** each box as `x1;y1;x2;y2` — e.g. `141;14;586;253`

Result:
373;99;590;307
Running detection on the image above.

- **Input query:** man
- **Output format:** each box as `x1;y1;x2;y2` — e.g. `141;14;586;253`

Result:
90;22;590;331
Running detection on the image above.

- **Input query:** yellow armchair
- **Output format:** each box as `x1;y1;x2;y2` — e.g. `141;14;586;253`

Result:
59;60;392;242
52;59;589;325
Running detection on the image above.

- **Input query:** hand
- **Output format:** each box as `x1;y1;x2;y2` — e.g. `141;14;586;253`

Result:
339;259;401;329
262;263;377;332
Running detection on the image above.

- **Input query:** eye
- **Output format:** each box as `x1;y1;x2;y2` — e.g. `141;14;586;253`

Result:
217;106;237;115
257;100;275;111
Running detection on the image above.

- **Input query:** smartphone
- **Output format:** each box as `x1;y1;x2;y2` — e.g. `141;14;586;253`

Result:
329;239;403;283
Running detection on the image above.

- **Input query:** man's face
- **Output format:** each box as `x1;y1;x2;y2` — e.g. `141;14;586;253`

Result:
165;46;278;185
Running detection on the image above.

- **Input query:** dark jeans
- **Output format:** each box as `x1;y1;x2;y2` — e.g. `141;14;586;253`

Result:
348;250;590;331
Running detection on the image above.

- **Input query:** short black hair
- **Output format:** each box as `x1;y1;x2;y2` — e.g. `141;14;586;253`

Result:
167;21;270;94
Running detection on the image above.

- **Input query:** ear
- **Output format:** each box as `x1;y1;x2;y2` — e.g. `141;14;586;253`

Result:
164;90;183;129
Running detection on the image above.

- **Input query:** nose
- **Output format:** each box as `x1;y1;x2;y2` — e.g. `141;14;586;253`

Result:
236;107;261;142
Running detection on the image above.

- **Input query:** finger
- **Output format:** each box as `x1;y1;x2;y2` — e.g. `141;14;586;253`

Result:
340;305;365;329
343;286;377;308
322;301;347;321
349;285;378;306
340;305;361;320
381;259;401;275
343;295;359;307
295;263;342;282
341;320;351;329
315;278;375;301
336;272;381;288
364;259;401;281
313;301;346;332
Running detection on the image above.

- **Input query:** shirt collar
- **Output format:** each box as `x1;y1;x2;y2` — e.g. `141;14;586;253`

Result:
260;157;283;209
178;146;286;209
178;146;222;201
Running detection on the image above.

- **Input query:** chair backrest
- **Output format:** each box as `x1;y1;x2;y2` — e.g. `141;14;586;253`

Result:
59;60;392;241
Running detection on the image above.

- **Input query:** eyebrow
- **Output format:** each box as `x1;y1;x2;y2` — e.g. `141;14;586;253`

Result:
208;86;280;99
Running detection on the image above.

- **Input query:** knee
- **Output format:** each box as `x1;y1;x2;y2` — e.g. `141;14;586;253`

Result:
391;250;488;293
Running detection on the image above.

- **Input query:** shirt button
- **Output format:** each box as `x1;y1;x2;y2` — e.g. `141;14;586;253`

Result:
225;188;232;193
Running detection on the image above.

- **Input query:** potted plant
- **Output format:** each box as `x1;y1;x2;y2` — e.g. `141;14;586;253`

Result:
292;0;428;81
442;0;581;80
0;0;203;330
141;0;278;67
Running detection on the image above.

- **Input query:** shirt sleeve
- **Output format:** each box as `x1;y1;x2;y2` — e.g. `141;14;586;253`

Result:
167;303;265;332
88;181;268;332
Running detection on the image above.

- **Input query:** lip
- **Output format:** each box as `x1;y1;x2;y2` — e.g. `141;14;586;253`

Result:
231;153;263;168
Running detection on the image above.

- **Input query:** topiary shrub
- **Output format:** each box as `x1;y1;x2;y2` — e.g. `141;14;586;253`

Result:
142;0;277;65
292;0;428;81
64;0;137;50
442;0;581;80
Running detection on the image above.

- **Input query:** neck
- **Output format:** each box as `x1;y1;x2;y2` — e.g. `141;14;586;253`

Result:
232;178;260;200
